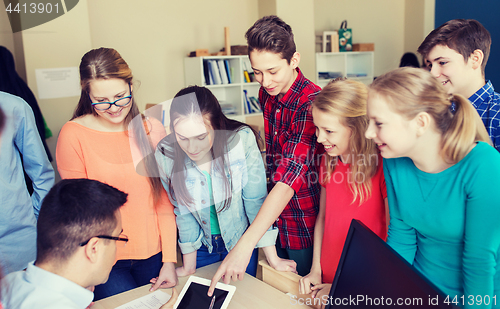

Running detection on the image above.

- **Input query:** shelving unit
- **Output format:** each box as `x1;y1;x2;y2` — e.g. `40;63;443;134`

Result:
184;55;262;123
315;51;374;88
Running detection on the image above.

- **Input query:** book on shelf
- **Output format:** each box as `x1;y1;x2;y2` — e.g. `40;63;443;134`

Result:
243;71;251;83
208;60;222;85
203;59;233;85
224;59;232;83
203;60;214;85
318;71;343;80
249;96;261;113
346;73;368;78
243;90;253;114
242;58;254;83
220;103;236;115
217;60;229;84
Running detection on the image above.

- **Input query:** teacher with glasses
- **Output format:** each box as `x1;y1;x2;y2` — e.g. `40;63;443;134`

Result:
56;47;178;300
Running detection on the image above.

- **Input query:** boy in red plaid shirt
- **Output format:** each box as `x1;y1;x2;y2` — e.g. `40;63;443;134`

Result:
210;15;321;294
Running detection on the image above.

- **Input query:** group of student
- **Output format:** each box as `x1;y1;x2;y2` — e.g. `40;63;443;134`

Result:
0;14;499;309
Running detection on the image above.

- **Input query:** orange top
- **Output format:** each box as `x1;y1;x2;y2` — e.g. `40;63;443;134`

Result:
56;119;176;263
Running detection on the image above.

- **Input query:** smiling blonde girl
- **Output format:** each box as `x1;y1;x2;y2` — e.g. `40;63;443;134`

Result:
299;79;388;306
365;67;500;306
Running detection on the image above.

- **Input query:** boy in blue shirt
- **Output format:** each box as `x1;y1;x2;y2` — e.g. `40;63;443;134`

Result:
418;19;500;151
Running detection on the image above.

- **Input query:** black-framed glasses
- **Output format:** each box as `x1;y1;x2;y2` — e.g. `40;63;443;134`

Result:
79;234;129;247
90;84;132;111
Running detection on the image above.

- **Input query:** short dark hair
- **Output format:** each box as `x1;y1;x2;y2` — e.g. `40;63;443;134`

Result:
0;106;5;135
399;52;421;68
36;179;127;264
418;19;491;75
245;15;296;63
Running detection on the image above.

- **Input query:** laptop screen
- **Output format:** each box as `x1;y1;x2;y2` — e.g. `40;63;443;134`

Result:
324;219;458;308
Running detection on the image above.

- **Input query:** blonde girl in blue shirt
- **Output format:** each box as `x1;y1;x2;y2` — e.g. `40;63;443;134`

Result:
365;67;500;307
155;86;296;278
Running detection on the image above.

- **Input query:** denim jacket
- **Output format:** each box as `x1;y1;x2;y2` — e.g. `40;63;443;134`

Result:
155;127;278;254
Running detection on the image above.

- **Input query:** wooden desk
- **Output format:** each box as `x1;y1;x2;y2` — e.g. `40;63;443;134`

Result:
92;262;310;308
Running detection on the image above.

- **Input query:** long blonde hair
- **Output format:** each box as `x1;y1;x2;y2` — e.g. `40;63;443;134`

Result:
313;78;378;204
370;67;491;163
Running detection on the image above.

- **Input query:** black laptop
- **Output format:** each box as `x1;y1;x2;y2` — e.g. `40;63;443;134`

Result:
325;219;459;308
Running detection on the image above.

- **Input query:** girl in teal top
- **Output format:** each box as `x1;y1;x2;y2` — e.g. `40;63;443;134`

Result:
365;67;500;308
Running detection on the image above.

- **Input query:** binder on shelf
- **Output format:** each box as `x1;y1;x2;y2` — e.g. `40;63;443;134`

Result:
249;96;261;113
217;60;229;84
243;71;251;83
224;59;232;84
242;58;253;83
207;60;216;85
203;60;212;85
243;90;253;114
208;60;222;85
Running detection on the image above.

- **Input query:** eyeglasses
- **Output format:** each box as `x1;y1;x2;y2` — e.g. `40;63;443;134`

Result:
79;234;129;247
89;84;132;111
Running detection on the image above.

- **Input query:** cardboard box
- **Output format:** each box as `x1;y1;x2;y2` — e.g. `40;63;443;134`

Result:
245;114;266;151
259;260;315;307
352;43;374;52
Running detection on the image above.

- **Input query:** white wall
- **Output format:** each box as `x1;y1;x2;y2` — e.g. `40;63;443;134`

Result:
21;0;93;180
405;0;435;55
314;0;406;76
276;0;316;80
423;0;435;39
87;0;259;110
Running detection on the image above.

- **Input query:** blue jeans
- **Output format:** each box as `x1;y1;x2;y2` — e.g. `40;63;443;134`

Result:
196;234;258;277
93;252;163;301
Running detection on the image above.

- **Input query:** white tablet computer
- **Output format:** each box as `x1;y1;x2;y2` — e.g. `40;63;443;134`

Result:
174;276;236;309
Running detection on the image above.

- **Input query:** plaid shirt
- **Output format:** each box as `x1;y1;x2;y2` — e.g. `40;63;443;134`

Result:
469;81;500;152
259;68;321;250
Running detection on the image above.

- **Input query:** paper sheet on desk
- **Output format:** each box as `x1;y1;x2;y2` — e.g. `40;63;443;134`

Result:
115;290;171;309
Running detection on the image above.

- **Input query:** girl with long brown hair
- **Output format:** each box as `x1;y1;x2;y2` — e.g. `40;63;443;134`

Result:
56;48;177;300
155;86;295;278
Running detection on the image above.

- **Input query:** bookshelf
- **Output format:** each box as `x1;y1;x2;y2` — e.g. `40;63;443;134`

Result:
184;55;263;123
315;51;374;88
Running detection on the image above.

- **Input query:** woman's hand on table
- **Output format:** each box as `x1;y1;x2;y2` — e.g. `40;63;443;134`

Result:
150;262;178;291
